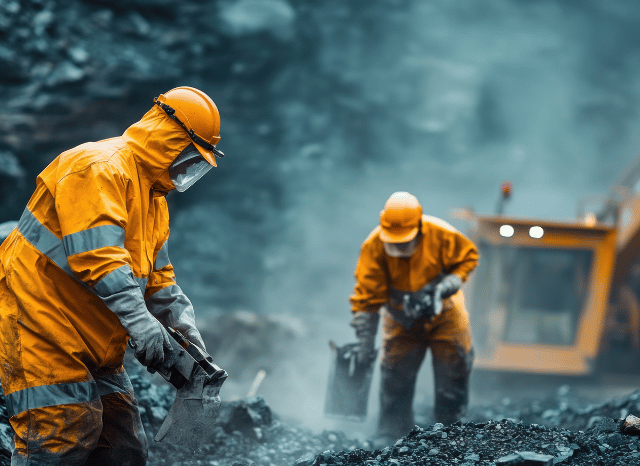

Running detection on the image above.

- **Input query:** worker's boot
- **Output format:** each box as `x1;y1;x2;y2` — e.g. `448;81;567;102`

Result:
432;347;473;425
375;365;419;447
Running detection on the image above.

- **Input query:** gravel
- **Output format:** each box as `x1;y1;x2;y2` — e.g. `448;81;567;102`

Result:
2;362;640;466
296;418;640;466
131;360;640;466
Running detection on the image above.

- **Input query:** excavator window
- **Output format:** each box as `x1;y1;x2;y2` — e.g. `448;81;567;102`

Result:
472;243;593;347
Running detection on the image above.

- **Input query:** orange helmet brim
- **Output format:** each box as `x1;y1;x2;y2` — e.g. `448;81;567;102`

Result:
194;142;217;167
379;225;420;243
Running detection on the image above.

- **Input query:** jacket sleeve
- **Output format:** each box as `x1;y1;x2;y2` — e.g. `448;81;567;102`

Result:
350;235;389;314
144;199;197;332
55;162;146;319
440;228;479;282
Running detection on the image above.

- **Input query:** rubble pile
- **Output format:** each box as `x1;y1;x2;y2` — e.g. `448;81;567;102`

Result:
130;362;640;466
297;418;640;466
148;401;369;466
550;390;640;432
465;384;640;432
3;368;640;465
126;366;640;466
128;366;371;466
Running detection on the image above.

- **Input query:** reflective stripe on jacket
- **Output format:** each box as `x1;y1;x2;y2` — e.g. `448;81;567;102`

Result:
4;369;133;418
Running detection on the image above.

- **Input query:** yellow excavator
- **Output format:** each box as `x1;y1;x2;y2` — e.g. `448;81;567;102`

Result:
457;155;640;376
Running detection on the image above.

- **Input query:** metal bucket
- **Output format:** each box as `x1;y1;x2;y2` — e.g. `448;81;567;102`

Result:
324;341;377;421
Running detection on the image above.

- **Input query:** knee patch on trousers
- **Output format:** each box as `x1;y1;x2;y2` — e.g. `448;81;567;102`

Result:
12;400;103;466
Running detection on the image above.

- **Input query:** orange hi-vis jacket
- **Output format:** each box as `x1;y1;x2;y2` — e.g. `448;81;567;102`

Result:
0;104;197;461
351;214;479;433
350;215;479;315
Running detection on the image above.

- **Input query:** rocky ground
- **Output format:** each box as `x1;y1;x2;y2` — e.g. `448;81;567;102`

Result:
119;355;640;466
299;417;640;466
4;360;640;465
1;311;640;465
109;359;374;466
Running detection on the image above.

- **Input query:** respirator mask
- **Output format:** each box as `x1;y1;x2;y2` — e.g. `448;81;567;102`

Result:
383;233;421;258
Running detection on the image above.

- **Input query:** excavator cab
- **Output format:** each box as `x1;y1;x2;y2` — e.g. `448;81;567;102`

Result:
467;216;617;375
458;154;640;376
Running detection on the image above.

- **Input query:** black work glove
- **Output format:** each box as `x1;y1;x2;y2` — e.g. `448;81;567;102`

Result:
402;281;438;320
403;293;430;320
432;274;462;317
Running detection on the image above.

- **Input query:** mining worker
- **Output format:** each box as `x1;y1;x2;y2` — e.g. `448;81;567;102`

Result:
350;191;479;445
0;86;223;465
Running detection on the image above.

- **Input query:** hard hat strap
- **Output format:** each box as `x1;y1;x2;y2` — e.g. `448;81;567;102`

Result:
154;99;224;159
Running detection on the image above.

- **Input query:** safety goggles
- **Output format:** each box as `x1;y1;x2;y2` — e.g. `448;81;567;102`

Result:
169;145;213;192
154;99;225;161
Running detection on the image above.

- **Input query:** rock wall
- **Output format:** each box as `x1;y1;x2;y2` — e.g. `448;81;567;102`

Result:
5;1;640;316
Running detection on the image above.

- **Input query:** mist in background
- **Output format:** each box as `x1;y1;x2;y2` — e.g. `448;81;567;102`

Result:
2;0;640;434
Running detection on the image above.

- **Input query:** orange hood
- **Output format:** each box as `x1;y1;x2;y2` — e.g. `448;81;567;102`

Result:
122;105;193;194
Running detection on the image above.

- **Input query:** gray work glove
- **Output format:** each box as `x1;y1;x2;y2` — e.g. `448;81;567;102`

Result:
350;311;380;364
183;327;206;351
432;274;462;317
171;304;206;351
124;310;174;368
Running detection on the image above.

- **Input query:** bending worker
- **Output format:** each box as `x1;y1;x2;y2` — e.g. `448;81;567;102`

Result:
0;86;223;465
350;191;479;445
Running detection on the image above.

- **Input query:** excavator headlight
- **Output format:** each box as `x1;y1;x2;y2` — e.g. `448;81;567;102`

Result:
529;226;544;239
499;225;514;238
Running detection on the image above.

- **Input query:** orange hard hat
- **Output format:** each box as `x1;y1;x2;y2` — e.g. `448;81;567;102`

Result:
379;192;422;243
154;86;223;167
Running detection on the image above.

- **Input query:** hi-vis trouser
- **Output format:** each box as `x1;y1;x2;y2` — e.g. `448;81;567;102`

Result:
0;221;147;465
377;290;474;439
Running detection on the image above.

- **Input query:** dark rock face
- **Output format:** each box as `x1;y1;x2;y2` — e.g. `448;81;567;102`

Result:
5;0;640;318
0;0;304;311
